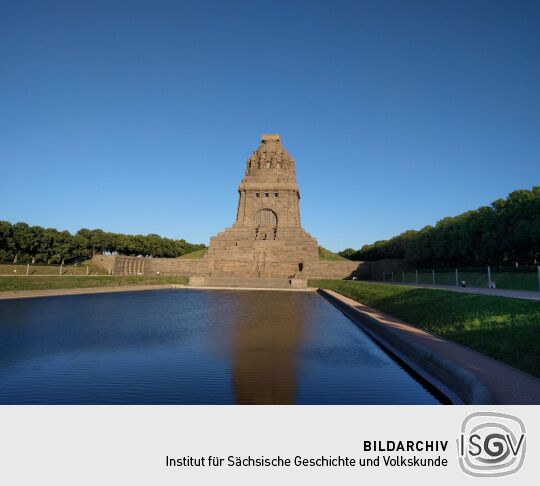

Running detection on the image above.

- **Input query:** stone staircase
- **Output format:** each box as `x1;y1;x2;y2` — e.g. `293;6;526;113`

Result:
188;276;307;289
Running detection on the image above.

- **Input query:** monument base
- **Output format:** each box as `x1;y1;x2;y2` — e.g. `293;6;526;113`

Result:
188;276;308;289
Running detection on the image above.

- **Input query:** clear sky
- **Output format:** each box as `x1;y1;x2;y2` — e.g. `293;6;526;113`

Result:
1;0;539;252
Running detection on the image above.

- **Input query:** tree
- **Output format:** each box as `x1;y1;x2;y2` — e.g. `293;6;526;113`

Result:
0;221;207;265
0;221;14;262
11;222;33;263
342;187;540;268
51;231;72;264
338;248;356;259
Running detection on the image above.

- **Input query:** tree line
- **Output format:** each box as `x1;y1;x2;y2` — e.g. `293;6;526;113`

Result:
339;187;540;267
0;221;206;264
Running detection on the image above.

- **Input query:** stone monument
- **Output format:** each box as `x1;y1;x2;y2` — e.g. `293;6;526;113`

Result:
203;134;319;278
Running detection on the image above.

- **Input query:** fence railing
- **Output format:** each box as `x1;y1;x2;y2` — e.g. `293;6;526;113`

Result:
0;263;108;276
379;266;540;292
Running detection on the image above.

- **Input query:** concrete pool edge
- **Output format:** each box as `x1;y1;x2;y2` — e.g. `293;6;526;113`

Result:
317;288;494;405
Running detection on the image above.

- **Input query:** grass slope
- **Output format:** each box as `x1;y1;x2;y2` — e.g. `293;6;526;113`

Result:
311;279;540;379
178;248;208;259
0;275;188;292
318;246;347;261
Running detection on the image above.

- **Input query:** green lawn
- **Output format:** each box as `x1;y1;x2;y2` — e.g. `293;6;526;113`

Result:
0;275;188;292
310;279;540;379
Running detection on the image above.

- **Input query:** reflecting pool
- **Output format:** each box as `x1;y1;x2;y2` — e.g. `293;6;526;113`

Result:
0;290;440;404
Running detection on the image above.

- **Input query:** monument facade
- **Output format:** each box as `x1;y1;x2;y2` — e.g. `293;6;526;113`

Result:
203;134;319;278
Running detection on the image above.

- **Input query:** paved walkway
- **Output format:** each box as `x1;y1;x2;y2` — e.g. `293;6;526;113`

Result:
322;289;540;404
372;280;540;301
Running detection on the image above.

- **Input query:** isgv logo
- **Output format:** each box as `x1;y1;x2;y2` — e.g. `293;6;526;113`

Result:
457;412;526;477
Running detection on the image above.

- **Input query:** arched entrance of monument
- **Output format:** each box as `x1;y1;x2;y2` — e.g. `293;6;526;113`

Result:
254;208;278;241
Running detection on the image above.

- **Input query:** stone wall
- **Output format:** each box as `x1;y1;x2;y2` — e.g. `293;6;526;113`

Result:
96;254;370;280
147;258;209;276
303;260;370;280
94;255;209;277
366;258;406;281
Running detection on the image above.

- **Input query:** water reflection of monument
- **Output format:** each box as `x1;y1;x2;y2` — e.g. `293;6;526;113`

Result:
229;291;307;404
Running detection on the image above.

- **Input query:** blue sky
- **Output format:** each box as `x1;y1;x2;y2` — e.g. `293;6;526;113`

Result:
1;0;539;252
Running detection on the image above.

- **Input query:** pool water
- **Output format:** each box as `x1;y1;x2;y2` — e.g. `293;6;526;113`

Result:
0;289;440;404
